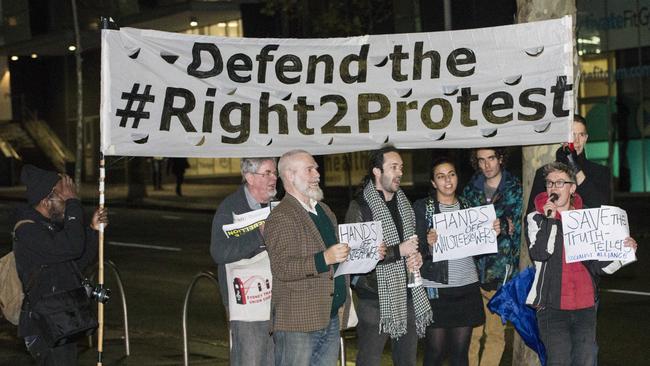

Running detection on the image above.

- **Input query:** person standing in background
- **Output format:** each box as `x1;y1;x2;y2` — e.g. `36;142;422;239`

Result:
168;158;189;196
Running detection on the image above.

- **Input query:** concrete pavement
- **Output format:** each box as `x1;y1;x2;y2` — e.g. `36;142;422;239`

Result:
0;181;238;365
1;182;648;365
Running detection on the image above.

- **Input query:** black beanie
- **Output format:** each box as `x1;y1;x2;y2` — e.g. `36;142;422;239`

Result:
20;165;61;206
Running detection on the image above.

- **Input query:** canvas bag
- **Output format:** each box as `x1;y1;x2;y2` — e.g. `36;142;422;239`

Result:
0;220;34;325
0;252;23;325
225;251;272;321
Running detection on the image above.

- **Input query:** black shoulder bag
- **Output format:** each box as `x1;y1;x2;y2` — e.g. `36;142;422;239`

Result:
24;262;98;347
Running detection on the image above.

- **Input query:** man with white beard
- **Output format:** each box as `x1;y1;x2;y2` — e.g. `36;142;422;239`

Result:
264;149;352;366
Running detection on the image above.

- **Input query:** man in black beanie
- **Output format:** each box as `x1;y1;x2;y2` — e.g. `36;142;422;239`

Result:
12;165;108;365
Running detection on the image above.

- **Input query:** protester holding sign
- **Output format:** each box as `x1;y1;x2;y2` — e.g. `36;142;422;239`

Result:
345;145;431;366
264;150;351;366
463;148;522;366
526;114;614;364
209;157;277;366
414;156;500;366
525;162;638;366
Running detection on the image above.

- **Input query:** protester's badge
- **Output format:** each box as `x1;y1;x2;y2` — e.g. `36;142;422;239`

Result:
225;251;272;321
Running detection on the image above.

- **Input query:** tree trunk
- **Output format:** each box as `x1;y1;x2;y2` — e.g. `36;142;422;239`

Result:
514;0;577;365
71;0;83;189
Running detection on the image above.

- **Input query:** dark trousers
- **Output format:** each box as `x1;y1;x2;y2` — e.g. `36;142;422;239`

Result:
174;172;185;196
537;306;597;366
354;296;418;366
25;336;77;366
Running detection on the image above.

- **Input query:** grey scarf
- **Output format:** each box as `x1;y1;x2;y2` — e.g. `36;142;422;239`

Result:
363;182;433;338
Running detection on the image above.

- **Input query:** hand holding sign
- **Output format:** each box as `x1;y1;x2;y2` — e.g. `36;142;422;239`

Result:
624;237;638;252
377;242;387;260
334;221;383;277
493;219;501;236
325;243;351;265
427;229;438;247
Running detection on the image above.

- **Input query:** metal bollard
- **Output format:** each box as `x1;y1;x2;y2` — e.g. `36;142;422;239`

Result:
182;271;220;366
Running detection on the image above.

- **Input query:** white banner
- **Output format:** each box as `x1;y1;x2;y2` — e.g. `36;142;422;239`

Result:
561;206;636;263
335;221;383;277
430;205;498;262
225;251;272;322
100;17;574;157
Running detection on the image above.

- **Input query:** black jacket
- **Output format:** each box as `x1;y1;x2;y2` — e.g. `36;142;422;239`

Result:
527;150;611;214
413;195;471;285
13;200;98;337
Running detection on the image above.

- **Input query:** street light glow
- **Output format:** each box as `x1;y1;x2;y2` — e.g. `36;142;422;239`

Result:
68;45;77;52
31;53;38;59
11;56;18;61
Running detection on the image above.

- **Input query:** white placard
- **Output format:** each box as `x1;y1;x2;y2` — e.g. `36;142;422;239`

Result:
561;206;636;263
334;221;383;277
225;251;272;322
100;17;573;157
430;204;498;262
222;207;270;238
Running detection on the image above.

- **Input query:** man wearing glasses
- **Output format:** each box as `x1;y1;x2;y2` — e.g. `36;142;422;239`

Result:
13;165;107;365
525;162;637;365
527;114;612;214
210;158;277;366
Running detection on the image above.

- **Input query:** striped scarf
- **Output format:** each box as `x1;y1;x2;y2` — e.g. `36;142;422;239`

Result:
363;182;433;338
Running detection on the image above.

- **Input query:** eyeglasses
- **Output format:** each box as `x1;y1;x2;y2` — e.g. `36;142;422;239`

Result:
545;180;575;188
252;171;278;178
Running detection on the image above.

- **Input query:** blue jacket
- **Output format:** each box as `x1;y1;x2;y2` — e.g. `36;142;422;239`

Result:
461;169;522;289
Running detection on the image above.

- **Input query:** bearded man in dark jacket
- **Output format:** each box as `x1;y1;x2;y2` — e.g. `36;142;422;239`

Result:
13;165;107;365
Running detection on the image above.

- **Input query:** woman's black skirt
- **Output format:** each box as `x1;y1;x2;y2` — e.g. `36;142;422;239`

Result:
428;282;485;328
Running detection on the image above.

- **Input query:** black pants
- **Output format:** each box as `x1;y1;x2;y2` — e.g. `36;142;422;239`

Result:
536;306;597;366
174;172;185;196
25;335;78;366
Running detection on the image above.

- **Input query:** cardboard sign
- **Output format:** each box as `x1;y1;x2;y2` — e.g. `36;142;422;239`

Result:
561;206;636;263
430;205;498;262
334;221;383;277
